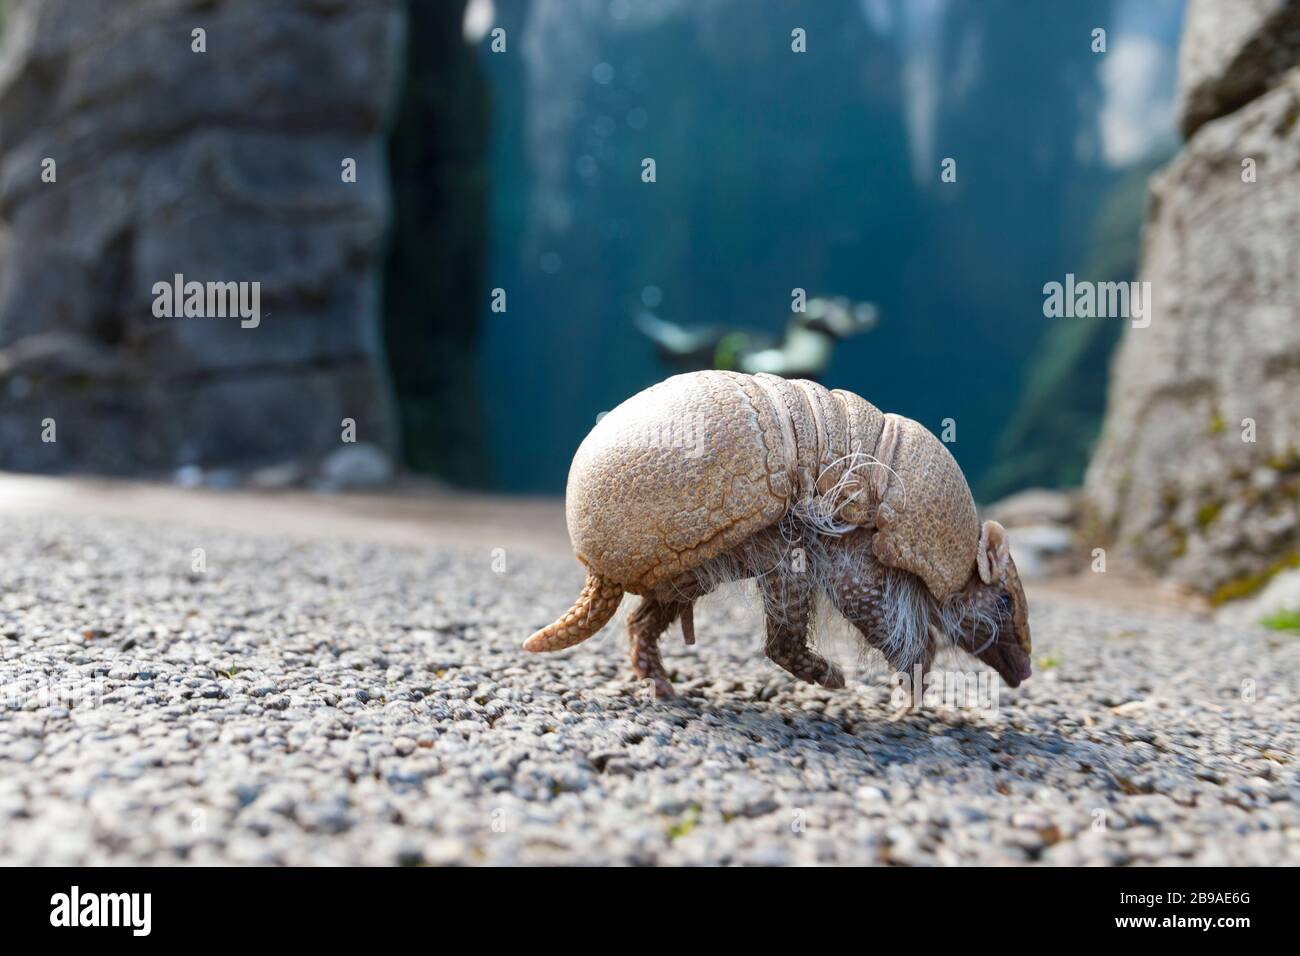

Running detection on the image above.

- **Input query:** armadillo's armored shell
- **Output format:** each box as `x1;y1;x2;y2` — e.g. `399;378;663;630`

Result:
565;371;792;593
565;370;980;601
830;386;885;525
869;413;980;599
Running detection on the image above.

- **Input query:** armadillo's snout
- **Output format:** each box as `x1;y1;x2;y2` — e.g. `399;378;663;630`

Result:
975;633;1032;688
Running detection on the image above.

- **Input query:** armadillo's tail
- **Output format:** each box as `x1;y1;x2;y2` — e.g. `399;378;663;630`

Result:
523;571;624;652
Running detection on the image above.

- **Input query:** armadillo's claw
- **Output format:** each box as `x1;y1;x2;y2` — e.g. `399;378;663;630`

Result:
820;664;847;689
631;641;676;698
764;650;847;686
643;676;675;699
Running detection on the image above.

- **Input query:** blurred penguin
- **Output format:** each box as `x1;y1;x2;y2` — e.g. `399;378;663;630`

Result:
635;296;878;381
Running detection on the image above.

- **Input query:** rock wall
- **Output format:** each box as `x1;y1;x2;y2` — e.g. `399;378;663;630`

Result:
0;0;401;475
1178;0;1300;137
1086;0;1300;601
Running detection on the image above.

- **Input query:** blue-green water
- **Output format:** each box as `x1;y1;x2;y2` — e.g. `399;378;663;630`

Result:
474;0;1184;496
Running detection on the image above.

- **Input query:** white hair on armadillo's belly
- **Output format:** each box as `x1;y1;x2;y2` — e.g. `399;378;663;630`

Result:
877;562;936;670
673;513;821;636
792;512;938;673
677;507;961;676
664;417;1004;670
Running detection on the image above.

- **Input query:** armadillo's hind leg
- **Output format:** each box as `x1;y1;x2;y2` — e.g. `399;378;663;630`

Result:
758;545;844;689
628;597;685;698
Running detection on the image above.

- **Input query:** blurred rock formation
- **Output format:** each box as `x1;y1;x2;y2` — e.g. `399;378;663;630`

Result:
983;488;1081;582
1177;0;1300;138
0;0;402;475
1087;0;1300;603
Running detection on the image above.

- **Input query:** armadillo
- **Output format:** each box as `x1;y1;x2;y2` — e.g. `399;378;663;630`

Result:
525;370;1031;699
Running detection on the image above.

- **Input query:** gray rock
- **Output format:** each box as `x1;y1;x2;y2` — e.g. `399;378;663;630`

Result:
1177;0;1300;137
317;443;395;491
0;0;401;474
1086;65;1300;601
1005;524;1076;581
1216;566;1300;627
984;488;1079;528
248;462;308;490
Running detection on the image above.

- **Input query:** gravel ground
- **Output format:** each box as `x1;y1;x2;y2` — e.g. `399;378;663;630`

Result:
1;513;1296;865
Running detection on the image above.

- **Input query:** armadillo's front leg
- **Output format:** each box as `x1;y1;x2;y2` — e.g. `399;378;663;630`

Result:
764;619;846;688
627;597;684;698
824;530;933;714
757;536;845;689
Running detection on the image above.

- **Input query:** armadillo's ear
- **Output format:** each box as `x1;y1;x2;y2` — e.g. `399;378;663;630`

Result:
977;520;1010;585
